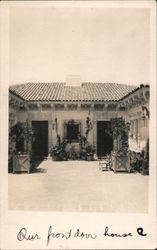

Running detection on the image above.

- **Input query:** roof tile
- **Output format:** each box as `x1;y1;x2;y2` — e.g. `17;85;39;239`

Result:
9;82;138;102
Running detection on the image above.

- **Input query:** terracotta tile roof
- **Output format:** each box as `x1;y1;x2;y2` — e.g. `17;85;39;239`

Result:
9;82;138;102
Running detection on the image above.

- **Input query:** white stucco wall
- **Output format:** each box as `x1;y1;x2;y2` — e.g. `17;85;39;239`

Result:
125;105;149;152
9;100;149;155
26;108;122;152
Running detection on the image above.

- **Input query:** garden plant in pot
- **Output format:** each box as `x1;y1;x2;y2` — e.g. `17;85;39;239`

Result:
49;134;68;161
107;117;131;172
86;144;95;161
78;135;95;161
9;121;35;173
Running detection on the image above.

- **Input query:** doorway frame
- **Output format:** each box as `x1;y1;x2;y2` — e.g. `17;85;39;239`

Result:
31;120;49;157
96;119;113;157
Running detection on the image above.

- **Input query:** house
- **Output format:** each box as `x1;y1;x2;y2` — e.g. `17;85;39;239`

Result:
9;82;149;159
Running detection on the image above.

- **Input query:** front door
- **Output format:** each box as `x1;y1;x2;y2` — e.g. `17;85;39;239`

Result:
32;121;48;158
97;121;113;157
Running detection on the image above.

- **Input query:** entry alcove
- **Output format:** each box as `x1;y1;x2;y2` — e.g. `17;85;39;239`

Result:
97;121;113;158
63;119;82;158
32;121;48;159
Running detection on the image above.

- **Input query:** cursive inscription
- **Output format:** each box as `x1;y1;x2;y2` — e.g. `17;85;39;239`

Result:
47;226;72;245
16;226;147;246
103;226;133;238
74;228;97;239
17;227;41;241
137;227;147;236
47;226;97;245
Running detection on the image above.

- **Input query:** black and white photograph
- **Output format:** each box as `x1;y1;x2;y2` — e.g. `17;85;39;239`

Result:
8;3;150;213
0;1;156;249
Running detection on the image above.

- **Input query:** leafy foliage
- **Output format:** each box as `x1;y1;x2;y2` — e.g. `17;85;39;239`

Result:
129;139;149;175
79;135;95;160
50;133;95;161
9;121;35;154
49;135;68;161
86;144;95;156
108;117;130;156
50;116;95;161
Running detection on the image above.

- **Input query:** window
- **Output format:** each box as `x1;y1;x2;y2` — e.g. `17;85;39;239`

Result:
67;124;79;141
64;120;81;142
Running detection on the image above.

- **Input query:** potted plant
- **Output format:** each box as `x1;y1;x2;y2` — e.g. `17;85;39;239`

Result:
49;145;60;161
81;145;87;160
67;145;77;160
78;135;95;161
109;117;131;172
86;144;95;161
49;135;67;161
9;121;35;173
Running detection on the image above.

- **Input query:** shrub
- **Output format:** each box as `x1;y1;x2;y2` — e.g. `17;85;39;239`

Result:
49;136;68;161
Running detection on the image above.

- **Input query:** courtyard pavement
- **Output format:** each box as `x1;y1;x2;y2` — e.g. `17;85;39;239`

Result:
8;159;148;213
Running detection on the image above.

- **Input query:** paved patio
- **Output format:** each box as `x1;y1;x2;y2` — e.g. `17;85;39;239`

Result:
8;159;148;213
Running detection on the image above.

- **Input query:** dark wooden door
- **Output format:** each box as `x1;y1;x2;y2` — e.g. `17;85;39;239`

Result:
32;121;48;157
97;121;113;157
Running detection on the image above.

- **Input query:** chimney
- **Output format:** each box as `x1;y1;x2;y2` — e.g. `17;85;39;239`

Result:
66;75;82;86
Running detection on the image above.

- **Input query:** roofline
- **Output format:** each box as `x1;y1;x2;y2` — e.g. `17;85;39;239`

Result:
8;90;121;103
119;84;149;101
9;89;25;101
23;100;119;105
9;82;148;102
9;81;137;87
